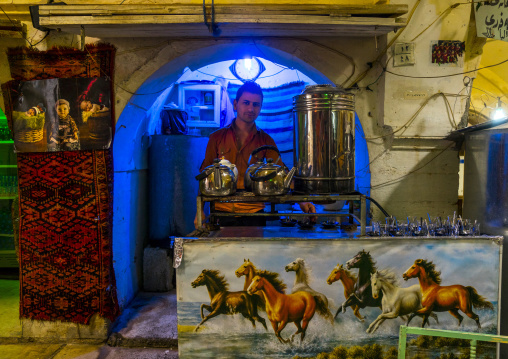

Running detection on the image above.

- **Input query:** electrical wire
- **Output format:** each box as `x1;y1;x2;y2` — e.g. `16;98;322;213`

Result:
371;141;456;190
452;80;469;119
356;94;458;172
363;65;387;89
346;191;391;217
84;46;171;96
293;38;356;87
0;6;35;48
115;36;356;88
252;37;357;86
348;0;491;89
92;44;294;96
356;148;389;175
86;1;504;97
364;92;460;141
409;2;462;43
196;66;290;81
385;57;508;79
117;40;174;56
31;31;50;47
346;0;422;89
251;39;291;71
473;87;507;102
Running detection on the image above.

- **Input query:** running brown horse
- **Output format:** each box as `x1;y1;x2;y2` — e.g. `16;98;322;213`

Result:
235;259;287;310
326;263;365;322
191;269;267;332
247;275;316;344
403;259;494;328
285;258;334;324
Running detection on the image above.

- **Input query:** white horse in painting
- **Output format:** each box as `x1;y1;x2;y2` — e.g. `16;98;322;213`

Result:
285;258;334;324
368;270;438;333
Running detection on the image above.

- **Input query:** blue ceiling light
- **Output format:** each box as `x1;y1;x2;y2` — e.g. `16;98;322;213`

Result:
229;57;266;83
243;58;252;71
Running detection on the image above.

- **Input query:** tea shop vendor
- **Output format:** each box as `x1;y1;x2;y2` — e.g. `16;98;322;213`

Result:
194;81;315;228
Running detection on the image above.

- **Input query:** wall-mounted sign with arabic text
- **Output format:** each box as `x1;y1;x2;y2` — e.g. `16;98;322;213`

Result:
475;1;508;41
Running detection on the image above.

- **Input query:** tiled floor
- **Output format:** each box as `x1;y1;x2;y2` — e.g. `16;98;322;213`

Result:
0;278;179;358
0;278;21;338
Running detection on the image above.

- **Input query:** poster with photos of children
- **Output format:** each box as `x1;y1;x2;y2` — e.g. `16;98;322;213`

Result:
9;77;112;152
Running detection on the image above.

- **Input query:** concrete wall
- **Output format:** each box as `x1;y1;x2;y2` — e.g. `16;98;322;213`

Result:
1;0;500;329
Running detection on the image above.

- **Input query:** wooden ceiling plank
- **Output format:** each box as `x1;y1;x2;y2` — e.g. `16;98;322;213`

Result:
36;3;406;38
39;23;401;38
41;14;402;26
38;4;407;17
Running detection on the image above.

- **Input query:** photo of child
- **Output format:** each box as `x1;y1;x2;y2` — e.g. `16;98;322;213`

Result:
8;77;112;153
49;99;80;151
12;98;48;150
25;104;45;117
80;100;109;124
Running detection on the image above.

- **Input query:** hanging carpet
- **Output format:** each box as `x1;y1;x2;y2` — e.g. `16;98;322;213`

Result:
2;45;119;324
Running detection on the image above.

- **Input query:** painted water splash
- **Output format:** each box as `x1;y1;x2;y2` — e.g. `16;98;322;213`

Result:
178;302;498;359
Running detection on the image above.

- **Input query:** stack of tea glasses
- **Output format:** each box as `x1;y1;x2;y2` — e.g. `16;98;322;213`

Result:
368;212;480;237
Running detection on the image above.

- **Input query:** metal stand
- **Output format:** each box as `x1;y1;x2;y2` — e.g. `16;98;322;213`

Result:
196;192;367;236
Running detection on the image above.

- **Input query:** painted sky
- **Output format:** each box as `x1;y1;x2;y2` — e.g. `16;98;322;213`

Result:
177;238;501;304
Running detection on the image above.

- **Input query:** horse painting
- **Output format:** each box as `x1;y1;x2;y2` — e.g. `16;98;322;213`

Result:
235;259;287;310
285;258;334;324
247;275;316;344
403;259;494;328
191;269;267;332
368;270;438;333
326;263;365;322
338;250;382;317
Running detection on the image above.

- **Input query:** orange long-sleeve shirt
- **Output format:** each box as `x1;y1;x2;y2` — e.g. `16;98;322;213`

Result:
200;119;281;213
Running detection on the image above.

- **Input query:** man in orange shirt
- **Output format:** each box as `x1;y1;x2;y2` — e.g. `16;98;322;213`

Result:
194;81;315;228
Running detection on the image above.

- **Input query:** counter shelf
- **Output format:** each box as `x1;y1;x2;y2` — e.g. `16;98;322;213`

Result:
196;192;367;236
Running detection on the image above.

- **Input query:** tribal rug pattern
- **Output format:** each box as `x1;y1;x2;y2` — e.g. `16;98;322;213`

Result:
2;45;119;323
17;150;117;323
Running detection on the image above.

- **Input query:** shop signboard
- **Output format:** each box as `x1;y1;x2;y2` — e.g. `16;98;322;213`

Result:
475;1;508;42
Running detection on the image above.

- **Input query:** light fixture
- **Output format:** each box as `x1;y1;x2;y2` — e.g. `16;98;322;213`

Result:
243;58;252;71
492;97;507;121
229;57;266;83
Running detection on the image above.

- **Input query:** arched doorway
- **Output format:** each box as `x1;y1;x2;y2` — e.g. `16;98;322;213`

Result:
112;43;370;306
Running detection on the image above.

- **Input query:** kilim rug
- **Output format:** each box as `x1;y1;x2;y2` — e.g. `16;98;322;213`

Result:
2;45;119;323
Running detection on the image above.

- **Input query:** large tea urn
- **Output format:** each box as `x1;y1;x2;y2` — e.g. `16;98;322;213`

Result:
293;84;355;194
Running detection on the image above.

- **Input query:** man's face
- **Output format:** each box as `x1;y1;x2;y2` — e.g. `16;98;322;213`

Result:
234;91;262;125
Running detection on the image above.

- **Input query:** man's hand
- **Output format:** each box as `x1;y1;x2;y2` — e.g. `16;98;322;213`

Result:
298;202;317;223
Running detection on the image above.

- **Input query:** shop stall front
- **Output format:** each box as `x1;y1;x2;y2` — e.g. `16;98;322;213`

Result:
173;83;503;358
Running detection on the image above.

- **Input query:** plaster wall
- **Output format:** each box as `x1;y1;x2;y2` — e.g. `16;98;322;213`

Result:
371;0;472;219
0;0;486;332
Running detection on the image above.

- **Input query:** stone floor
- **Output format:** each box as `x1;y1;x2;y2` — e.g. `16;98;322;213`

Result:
0;275;179;359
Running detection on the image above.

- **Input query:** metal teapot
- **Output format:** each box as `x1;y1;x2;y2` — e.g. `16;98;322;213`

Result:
219;158;239;181
249;159;297;196
244;145;281;192
195;159;237;196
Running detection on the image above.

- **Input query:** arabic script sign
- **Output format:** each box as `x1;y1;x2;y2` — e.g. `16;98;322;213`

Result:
475;1;508;41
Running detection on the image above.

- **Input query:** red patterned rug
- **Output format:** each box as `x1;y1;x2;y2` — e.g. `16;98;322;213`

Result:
2;45;119;323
